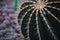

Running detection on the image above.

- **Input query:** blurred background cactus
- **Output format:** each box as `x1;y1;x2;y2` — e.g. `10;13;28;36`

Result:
18;0;60;40
14;0;18;11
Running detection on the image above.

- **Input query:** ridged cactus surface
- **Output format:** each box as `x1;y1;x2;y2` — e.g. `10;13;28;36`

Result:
18;0;60;40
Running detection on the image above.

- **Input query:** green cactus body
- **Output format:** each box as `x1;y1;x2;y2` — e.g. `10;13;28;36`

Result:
14;0;18;11
18;0;60;40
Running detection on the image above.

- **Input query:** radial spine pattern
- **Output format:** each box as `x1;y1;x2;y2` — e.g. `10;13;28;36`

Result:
18;0;60;40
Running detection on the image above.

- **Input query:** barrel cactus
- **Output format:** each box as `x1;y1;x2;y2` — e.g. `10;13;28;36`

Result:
18;0;60;40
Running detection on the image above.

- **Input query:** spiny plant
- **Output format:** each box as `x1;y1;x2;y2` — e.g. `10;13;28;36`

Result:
18;0;60;40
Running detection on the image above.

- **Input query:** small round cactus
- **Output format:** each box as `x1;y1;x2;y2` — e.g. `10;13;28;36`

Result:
18;0;60;40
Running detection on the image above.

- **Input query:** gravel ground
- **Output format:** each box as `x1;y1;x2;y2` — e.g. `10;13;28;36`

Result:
0;0;28;40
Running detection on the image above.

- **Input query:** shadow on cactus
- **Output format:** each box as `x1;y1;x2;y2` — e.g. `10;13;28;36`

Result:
18;0;60;40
